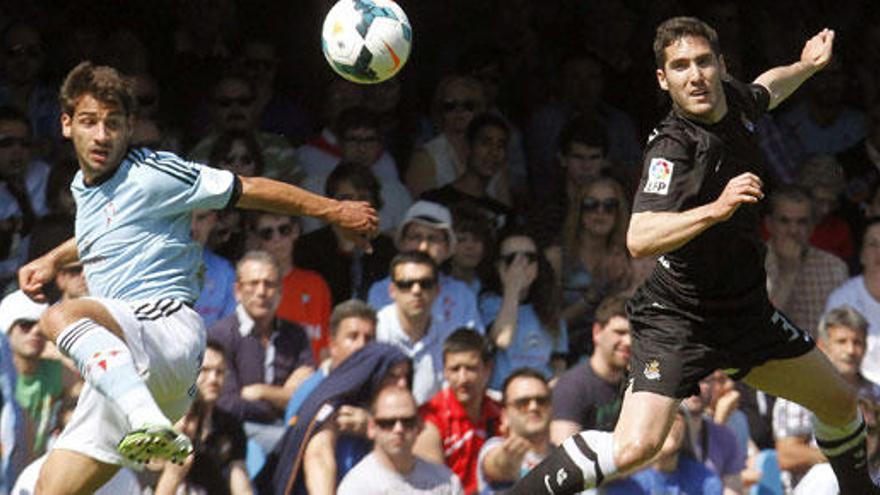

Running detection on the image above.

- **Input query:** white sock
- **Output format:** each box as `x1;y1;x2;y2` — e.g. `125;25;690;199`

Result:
561;430;618;486
57;318;169;428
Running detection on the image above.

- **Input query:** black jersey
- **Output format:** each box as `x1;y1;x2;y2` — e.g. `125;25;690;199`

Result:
632;78;771;310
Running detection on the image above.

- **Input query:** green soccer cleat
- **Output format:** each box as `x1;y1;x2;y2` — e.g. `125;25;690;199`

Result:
117;424;193;464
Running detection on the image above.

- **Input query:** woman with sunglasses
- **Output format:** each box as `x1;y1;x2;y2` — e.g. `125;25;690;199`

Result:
479;228;567;391
548;175;635;356
406;75;489;199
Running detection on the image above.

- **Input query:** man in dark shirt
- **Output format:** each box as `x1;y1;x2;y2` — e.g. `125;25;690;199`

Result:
550;294;630;444
513;16;878;495
209;250;315;454
420;113;512;231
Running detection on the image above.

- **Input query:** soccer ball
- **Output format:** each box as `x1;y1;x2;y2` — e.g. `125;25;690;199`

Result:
321;0;412;84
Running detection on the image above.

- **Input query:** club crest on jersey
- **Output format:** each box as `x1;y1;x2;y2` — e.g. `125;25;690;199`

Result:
643;359;662;381
644;158;673;195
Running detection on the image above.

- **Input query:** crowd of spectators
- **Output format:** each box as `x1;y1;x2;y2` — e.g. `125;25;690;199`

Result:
3;0;880;493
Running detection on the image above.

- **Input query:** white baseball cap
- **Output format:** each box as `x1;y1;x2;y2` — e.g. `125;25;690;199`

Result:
395;200;457;249
0;290;48;334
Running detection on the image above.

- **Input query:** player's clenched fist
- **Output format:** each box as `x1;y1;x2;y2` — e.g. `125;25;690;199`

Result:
712;172;764;222
17;256;57;303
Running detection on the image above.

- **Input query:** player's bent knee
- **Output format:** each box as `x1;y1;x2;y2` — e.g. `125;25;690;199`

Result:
614;436;663;473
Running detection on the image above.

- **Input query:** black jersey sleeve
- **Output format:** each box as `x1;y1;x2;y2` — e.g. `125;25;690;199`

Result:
632;132;700;214
724;77;771;120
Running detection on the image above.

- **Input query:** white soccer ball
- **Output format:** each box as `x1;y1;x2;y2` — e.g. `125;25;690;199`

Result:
321;0;412;84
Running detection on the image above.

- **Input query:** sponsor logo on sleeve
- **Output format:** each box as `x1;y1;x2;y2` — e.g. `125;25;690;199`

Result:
644;158;674;195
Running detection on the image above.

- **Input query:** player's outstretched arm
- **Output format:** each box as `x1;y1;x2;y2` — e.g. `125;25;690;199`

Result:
18;237;79;302
753;28;835;110
236;176;379;251
627;172;764;258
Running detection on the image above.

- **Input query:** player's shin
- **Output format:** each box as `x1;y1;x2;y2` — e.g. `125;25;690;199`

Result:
56;318;169;428
813;411;880;492
509;430;616;495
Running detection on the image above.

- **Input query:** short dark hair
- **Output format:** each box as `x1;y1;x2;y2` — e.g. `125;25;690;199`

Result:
443;327;493;363
768;185;815;221
501;367;549;404
389;251;438;281
557;116;607;155
330;299;377;338
465;112;509;146
324;161;384;210
594;293;630;327
59;61;136;117
335;105;381;137
653;17;721;69
205;338;226;356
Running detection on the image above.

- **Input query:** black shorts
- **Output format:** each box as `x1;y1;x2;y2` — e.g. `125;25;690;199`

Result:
625;287;815;399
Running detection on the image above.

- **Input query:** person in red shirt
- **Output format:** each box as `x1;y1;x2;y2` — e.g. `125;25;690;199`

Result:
250;211;332;362
413;328;501;493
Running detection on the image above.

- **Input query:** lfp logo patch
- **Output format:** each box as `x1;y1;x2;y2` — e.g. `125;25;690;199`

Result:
644;158;674;195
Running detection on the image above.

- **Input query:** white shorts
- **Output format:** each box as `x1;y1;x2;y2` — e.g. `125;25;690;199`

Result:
52;297;206;466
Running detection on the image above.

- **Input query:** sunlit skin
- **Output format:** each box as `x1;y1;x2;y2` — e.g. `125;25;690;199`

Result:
328;316;376;367
656;35;728;124
61;94;134;185
389;262;439;321
498;236;538;302
8;321;46;359
767;199;813;260
197;347;227;404
581;182;620;238
504;377;552;440
592;315;632;372
443;350;490;410
399;223;450;263
234;260;281;324
254;214;298;272
819;325;866;380
369;387;422;466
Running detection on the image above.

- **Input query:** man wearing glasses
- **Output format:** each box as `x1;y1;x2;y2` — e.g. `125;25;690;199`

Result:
377;251;457;404
478;368;554;493
337;386;463;494
368;200;484;333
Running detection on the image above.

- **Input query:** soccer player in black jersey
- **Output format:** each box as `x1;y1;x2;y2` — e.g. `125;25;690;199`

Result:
513;16;880;495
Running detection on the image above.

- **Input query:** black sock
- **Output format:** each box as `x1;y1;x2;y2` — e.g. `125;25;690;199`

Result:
815;417;878;493
508;444;587;495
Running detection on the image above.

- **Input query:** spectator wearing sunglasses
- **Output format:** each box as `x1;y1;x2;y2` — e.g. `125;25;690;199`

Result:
0;106;49;291
406;75;488;200
421;113;515;231
480;228;567;391
250;211;332;363
0;21;60;159
367;201;484;334
188;72;302;184
546;175;636;357
377;252;460;404
337;386;463;494
478;368;553;493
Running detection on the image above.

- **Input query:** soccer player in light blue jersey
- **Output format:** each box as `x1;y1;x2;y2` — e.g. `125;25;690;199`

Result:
17;62;378;494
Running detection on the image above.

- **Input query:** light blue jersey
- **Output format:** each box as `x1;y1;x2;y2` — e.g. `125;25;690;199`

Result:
72;148;235;302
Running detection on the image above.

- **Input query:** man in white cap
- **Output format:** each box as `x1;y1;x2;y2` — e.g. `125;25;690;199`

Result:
367;200;483;332
0;290;75;461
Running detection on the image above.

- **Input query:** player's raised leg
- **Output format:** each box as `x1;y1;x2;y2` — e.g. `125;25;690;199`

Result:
510;385;679;494
744;347;877;493
39;298;192;464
